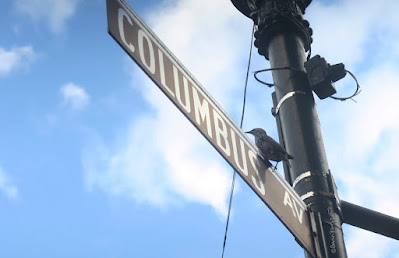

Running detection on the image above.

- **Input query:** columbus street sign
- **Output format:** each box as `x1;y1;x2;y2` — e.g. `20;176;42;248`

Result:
106;0;316;256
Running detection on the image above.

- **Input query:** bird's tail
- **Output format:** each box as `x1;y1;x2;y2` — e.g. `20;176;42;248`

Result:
285;154;294;168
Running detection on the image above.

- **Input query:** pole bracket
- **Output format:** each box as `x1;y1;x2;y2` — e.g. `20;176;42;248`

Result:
309;209;329;258
300;191;335;202
326;169;343;220
292;170;327;189
272;91;306;116
293;169;343;218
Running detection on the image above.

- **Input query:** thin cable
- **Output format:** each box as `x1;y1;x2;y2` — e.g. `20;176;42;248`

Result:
240;26;255;128
329;69;361;102
221;168;236;258
253;67;303;87
221;23;255;258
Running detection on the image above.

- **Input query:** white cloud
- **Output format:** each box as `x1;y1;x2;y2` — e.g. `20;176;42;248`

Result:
321;64;399;257
309;0;399;256
0;46;35;77
84;0;399;255
145;0;253;109
14;0;81;33
60;82;90;110
308;0;399;67
83;0;250;217
345;228;395;258
83;112;233;215
0;166;19;200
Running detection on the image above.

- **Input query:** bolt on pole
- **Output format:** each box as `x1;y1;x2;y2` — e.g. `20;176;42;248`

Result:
232;0;347;257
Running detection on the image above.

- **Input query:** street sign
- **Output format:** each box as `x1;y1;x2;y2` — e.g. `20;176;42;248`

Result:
106;0;316;256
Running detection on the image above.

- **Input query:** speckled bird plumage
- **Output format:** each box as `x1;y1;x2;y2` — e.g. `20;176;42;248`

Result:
246;128;293;166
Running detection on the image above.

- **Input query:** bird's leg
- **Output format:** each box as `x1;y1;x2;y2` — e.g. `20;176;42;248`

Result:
273;162;279;170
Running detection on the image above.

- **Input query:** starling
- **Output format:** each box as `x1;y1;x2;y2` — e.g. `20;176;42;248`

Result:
246;128;293;169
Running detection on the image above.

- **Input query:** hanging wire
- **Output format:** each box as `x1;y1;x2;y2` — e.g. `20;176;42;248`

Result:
253;67;303;87
221;23;255;258
329;69;361;102
253;68;361;102
239;27;255;128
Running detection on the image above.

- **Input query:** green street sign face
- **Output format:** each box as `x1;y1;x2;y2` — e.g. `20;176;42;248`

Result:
106;0;316;256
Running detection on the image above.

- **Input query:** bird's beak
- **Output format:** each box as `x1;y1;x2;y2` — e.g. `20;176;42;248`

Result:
245;131;250;134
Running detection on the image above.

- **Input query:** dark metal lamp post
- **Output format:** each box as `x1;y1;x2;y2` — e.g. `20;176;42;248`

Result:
231;1;348;257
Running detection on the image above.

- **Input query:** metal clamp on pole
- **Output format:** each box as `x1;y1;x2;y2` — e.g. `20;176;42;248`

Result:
292;171;327;190
300;191;335;202
293;170;340;204
309;209;329;258
296;169;343;219
271;91;306;116
326;169;343;220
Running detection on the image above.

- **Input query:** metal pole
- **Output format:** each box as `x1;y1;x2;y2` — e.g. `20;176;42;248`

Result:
341;200;399;240
232;0;347;257
268;31;346;258
261;3;346;258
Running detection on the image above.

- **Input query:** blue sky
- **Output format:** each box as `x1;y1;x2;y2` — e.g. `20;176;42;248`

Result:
1;0;399;257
